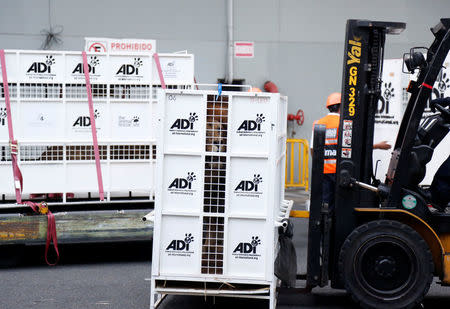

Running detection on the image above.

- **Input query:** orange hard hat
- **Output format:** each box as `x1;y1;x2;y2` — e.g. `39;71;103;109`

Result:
326;92;341;107
248;87;262;93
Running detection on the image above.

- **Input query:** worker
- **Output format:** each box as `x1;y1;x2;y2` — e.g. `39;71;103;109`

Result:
310;92;391;209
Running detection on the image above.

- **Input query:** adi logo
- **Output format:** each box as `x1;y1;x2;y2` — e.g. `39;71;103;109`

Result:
375;81;400;126
234;174;263;198
72;56;100;74
72;109;100;127
377;82;395;115
235;174;262;192
436;71;450;95
237;113;265;132
27;55;55;74
170;112;198;130
166;233;194;251
116;57;143;75
166;233;195;257
168;172;197;195
169;172;196;189
232;236;262;260
236;114;266;137
426;70;450;116
169;113;199;136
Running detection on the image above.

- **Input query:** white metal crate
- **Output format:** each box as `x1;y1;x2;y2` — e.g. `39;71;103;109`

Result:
151;89;288;308
0;50;194;202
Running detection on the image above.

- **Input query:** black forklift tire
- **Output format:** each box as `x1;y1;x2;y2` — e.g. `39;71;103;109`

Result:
338;220;433;309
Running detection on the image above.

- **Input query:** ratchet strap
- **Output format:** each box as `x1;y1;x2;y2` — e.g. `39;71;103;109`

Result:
0;49;23;203
82;52;105;201
153;53;166;89
1;49;59;265
24;201;59;265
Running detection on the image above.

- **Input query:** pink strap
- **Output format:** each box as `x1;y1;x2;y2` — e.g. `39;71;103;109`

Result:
2;51;59;265
44;210;59;265
153;53;166;89
194;77;199;90
0;50;23;203
23;201;60;266
82;52;105;201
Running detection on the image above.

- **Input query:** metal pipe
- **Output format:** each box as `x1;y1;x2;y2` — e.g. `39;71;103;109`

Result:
142;210;155;222
226;0;234;83
275;220;289;229
354;180;379;192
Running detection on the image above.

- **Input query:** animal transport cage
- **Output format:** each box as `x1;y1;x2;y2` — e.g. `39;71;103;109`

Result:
151;88;291;309
0;50;194;203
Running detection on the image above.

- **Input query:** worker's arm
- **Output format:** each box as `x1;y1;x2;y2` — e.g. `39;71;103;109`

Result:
373;141;392;150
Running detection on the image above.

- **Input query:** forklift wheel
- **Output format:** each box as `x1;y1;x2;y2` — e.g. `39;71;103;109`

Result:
339;220;433;309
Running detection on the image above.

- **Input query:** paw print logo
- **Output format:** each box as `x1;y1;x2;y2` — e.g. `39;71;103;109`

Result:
253;174;263;185
184;233;194;244
132;116;140;123
383;82;395;101
94;109;100;119
89;56;100;67
256;113;265;124
45;55;55;66
437;72;450;93
186;172;196;183
134;58;143;68
188;112;198;123
251;236;261;248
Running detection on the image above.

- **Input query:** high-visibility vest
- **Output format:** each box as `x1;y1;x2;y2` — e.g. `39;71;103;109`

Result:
312;113;340;174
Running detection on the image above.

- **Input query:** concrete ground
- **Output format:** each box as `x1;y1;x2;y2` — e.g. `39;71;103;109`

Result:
1;188;449;308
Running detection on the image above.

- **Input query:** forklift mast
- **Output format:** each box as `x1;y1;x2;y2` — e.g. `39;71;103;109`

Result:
332;20;405;287
306;19;406;289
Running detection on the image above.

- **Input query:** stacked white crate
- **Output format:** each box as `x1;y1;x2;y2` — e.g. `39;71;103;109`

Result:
373;59;410;180
151;89;288;309
0;50;194;202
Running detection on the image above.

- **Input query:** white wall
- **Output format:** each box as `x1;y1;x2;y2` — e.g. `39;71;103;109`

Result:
1;0;449;139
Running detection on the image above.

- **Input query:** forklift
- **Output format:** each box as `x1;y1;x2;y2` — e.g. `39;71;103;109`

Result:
305;19;450;308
